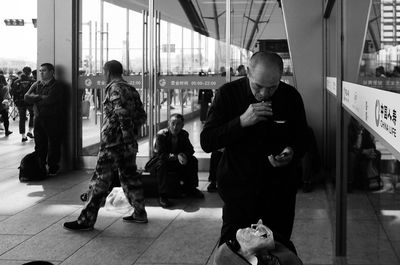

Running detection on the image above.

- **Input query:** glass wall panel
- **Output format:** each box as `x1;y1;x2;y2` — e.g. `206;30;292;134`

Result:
79;0;145;157
346;0;400;263
154;0;227;159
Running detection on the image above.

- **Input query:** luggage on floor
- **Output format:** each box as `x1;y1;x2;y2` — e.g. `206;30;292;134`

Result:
19;151;47;182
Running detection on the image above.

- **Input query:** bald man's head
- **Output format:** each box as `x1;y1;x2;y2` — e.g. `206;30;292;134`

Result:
249;52;283;76
247;52;283;101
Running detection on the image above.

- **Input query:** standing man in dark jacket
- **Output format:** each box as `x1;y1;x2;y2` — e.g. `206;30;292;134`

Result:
24;63;65;176
200;52;308;252
10;66;35;142
63;60;148;231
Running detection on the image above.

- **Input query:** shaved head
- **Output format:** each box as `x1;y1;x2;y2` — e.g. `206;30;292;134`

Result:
249;52;283;77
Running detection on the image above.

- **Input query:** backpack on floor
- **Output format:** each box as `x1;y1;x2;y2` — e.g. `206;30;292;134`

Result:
19;151;47;182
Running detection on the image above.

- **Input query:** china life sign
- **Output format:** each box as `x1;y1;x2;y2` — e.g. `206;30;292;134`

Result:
342;82;399;152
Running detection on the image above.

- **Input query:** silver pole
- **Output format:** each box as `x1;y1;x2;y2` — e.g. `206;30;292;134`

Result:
156;11;161;129
142;10;147;137
106;23;109;62
126;9;130;74
100;0;104;69
89;21;92;74
199;33;202;70
226;0;231;83
94;21;98;125
167;22;170;74
95;21;98;74
191;30;194;72
149;0;155;156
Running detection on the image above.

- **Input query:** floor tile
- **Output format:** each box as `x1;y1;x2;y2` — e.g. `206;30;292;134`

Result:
0;261;59;265
61;237;153;265
0;216;117;261
0;216;11;222
292;219;333;264
381;219;400;241
0;235;31;255
0;202;80;235
136;207;221;264
101;206;181;238
347;237;398;264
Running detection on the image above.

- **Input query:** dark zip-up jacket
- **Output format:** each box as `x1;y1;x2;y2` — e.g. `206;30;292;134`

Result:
200;77;308;200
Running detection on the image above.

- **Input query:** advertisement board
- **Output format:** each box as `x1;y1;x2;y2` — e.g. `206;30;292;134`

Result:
342;82;399;153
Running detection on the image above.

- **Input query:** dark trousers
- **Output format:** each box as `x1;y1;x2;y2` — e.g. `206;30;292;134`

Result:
155;156;199;197
0;109;9;132
209;150;223;183
17;105;34;134
349;150;381;189
34;116;62;171
200;102;209;122
219;180;297;252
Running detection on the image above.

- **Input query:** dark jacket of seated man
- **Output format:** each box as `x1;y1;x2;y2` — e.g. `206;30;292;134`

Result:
150;114;199;198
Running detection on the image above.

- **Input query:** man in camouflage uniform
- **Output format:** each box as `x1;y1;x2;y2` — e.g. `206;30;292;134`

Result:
63;60;147;231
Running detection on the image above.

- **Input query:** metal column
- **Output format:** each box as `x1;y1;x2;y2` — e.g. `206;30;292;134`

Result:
336;0;347;258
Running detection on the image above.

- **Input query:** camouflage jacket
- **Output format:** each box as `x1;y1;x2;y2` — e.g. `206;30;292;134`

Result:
101;79;146;151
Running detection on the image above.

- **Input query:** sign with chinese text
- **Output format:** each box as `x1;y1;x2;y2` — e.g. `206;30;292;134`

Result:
342;81;399;152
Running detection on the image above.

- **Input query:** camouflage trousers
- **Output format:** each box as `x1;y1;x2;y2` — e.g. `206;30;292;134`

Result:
78;145;145;226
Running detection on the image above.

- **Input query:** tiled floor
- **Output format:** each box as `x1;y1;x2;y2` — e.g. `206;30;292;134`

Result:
1;120;400;265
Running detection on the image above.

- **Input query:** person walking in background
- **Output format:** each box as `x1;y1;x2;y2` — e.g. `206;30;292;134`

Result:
63;60;148;231
24;63;65;176
10;66;35;142
0;74;12;136
201;52;308;253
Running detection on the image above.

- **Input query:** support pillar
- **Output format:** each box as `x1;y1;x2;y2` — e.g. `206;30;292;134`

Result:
37;0;79;170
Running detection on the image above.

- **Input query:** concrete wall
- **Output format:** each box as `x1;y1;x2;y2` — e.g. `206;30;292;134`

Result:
281;0;324;156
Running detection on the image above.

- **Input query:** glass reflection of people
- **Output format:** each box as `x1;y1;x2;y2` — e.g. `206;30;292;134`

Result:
348;117;381;191
201;51;308;252
214;220;303;265
198;88;213;123
237;65;247;76
375;66;386;78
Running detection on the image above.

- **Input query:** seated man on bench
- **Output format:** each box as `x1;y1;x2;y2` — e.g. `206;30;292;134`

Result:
147;113;204;208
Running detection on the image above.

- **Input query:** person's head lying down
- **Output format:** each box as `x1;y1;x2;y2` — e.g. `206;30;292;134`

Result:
213;220;303;265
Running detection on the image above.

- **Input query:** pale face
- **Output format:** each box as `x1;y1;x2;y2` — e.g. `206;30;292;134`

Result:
168;116;184;135
236;221;275;254
248;64;281;102
39;66;54;82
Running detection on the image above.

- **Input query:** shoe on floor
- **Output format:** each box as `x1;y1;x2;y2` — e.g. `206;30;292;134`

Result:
158;196;172;208
63;220;93;231
207;182;218;192
123;211;148;223
27;132;34;138
21;137;28;142
188;188;205;199
5;131;12;136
